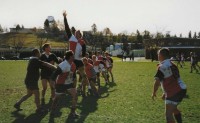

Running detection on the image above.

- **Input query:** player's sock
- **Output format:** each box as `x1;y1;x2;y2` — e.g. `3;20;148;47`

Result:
174;113;182;123
41;98;45;105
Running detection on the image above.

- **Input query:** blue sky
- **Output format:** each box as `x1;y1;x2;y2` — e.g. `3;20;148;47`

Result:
1;0;200;37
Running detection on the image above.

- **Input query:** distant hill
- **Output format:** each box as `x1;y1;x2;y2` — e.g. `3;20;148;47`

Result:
0;33;68;49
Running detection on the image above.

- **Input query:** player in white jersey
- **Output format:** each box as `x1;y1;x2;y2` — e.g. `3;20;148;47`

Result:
50;50;79;118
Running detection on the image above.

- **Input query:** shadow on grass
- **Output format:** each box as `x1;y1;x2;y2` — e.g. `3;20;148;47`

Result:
72;96;99;123
11;97;62;123
99;82;117;98
48;95;72;123
11;110;48;123
11;82;117;123
67;82;117;123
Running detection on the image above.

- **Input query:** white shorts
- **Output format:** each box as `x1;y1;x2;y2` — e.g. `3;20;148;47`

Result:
165;100;179;105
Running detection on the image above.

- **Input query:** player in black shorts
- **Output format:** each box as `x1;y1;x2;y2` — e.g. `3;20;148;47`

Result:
40;43;60;105
14;49;57;114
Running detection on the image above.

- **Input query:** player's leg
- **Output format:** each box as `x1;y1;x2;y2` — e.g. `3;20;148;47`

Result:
33;89;47;113
41;79;48;105
50;94;61;111
173;107;182;123
32;89;41;109
96;72;101;88
50;84;64;111
190;63;193;73
90;78;99;96
14;89;33;110
173;89;186;123
72;72;77;88
79;66;89;96
67;87;79;118
102;71;108;84
165;103;176;123
49;79;55;100
108;68;114;82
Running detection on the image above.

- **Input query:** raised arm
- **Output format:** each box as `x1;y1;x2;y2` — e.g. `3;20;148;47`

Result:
63;11;72;39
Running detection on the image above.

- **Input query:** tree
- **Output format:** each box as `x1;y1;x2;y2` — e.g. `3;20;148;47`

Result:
44;19;50;32
198;32;200;38
180;33;182;38
36;32;48;51
155;32;164;39
44;17;60;37
143;30;151;39
3;27;9;33
188;31;192;38
103;27;112;36
12;34;25;54
165;31;171;38
193;32;197;39
91;23;97;34
56;20;65;31
16;24;21;32
21;25;24;29
136;30;143;43
101;27;113;51
0;24;3;33
51;21;60;36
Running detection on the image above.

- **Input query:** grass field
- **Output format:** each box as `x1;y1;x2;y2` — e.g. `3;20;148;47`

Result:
0;59;200;123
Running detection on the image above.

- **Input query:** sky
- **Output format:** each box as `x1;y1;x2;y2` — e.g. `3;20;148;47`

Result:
1;0;200;37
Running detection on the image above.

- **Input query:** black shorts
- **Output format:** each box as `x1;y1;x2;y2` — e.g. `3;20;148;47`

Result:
25;82;39;90
89;77;96;83
74;59;84;69
41;70;53;80
96;72;100;77
166;89;187;102
55;83;74;94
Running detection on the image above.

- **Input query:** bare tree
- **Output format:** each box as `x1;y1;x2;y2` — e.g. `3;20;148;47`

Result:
91;23;97;34
103;27;112;36
0;24;3;33
15;24;21;32
56;20;65;31
12;34;25;55
36;32;48;51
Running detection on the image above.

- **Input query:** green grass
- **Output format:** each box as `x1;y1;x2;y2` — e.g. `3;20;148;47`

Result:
0;59;199;123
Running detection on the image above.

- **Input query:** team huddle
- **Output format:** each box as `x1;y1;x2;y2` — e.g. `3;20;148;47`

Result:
14;11;114;118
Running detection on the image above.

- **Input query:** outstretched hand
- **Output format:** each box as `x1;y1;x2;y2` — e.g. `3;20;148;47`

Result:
63;10;67;17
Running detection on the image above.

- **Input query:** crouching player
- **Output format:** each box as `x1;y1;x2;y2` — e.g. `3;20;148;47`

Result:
152;48;187;123
105;52;114;82
82;57;99;97
50;50;79;118
100;58;109;85
92;55;101;88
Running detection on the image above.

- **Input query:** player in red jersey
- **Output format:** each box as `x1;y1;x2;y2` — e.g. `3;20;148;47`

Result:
63;11;89;97
152;48;187;123
50;50;79;118
82;57;99;97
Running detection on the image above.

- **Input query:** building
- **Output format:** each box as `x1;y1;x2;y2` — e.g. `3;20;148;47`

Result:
144;38;200;60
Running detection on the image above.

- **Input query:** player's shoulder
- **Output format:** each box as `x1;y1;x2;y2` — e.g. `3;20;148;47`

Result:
40;53;46;57
49;53;57;57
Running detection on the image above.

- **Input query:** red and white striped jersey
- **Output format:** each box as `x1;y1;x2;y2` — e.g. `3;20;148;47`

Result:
155;59;186;98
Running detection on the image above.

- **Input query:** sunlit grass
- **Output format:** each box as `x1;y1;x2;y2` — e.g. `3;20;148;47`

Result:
0;60;199;123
